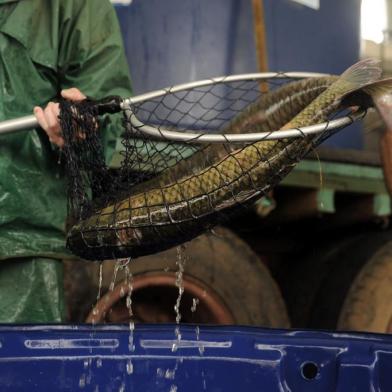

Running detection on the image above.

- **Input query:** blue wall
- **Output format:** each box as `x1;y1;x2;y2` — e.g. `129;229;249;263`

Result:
115;0;362;149
264;0;360;75
115;0;256;92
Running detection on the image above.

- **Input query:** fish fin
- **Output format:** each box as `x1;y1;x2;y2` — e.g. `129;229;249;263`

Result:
337;58;382;95
324;58;381;103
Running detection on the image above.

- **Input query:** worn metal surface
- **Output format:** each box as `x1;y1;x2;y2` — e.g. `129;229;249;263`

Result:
0;325;391;391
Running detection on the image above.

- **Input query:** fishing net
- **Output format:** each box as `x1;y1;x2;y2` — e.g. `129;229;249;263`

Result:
60;73;366;261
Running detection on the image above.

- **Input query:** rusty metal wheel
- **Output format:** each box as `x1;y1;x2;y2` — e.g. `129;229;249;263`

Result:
86;272;233;324
86;227;289;327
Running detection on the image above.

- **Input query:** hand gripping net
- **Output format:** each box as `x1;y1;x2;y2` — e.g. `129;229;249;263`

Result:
60;73;365;261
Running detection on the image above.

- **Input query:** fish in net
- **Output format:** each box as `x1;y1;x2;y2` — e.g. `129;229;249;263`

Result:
61;59;389;260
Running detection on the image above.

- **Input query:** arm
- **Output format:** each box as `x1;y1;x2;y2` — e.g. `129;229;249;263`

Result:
34;0;132;154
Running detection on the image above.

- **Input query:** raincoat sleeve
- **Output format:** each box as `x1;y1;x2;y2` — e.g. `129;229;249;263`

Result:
57;0;132;162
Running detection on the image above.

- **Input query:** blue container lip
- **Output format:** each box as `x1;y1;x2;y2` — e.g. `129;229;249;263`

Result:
0;323;391;343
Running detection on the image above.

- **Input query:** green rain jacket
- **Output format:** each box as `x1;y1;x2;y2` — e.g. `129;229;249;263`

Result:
0;0;132;260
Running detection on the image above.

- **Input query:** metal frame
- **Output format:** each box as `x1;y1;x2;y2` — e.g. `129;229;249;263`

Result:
122;72;330;105
121;71;365;143
125;107;365;144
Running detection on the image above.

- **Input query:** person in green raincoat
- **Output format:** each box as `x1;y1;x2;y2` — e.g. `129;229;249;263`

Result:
0;0;132;322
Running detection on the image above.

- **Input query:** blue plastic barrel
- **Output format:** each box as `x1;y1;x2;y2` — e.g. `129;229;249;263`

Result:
0;324;391;391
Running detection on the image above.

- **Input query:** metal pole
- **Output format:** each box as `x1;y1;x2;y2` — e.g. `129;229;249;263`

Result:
0;115;38;136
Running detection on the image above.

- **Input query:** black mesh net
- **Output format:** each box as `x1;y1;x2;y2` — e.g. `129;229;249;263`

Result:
60;74;360;261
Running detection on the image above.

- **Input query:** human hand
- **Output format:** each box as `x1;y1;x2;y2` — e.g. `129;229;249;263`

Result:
34;88;86;148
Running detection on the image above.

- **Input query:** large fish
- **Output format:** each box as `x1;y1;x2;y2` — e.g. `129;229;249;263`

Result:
67;59;387;260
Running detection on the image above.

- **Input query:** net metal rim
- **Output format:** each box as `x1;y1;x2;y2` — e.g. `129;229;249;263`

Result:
120;71;366;144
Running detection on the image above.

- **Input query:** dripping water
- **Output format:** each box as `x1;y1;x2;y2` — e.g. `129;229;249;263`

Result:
195;325;204;355
92;263;104;320
191;298;199;313
79;356;93;388
122;258;135;378
97;262;103;301
79;374;86;389
172;245;186;352
164;246;186;389
109;259;122;292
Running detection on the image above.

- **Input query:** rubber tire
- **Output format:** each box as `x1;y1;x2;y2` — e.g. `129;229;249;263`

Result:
276;236;362;328
98;227;290;327
277;231;392;330
338;240;392;333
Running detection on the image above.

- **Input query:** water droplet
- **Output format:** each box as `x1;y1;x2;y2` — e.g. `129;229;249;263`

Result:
191;298;199;313
165;369;176;380
109;261;122;291
174;246;187;325
175;326;181;342
128;321;135;351
126;359;134;375
96;263;103;302
169;385;177;392
96;358;102;368
202;370;207;390
79;374;86;388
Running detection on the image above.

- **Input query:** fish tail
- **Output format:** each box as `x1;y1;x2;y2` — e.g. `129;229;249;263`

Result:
306;58;382;110
331;58;382;97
